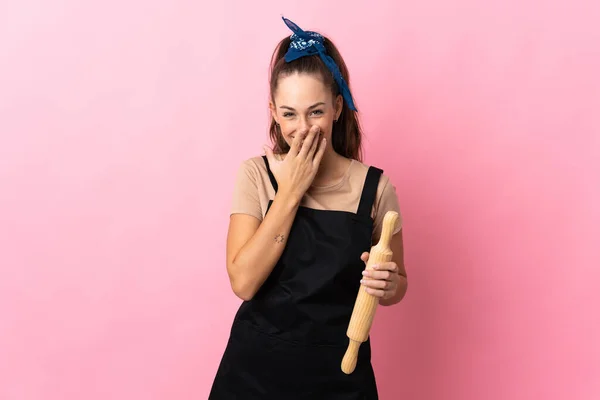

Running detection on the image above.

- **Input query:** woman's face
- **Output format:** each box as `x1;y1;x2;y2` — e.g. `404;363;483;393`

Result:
270;72;342;150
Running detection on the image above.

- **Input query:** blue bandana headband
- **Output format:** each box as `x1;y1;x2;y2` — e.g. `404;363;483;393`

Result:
281;16;357;111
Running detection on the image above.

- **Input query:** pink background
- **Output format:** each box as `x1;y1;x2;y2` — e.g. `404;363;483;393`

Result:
1;1;599;399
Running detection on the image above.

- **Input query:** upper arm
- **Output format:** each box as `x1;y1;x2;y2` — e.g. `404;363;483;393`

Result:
371;173;405;276
226;158;264;271
390;228;406;278
372;174;403;244
230;159;263;221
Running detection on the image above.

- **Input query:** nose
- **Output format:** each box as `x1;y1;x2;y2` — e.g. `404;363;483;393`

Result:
297;115;310;134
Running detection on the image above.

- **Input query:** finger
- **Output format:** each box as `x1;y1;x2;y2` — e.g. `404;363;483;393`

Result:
298;126;319;158
297;128;309;148
263;145;275;162
307;129;321;159
312;136;327;167
364;287;386;298
363;269;393;281
360;278;392;290
360;252;369;262
290;134;304;156
371;262;398;273
298;126;318;158
288;130;305;156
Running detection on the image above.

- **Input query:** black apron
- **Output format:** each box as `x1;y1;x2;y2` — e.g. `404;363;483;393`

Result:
209;156;383;399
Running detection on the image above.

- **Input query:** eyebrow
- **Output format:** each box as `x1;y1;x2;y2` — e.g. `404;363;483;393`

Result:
279;102;326;111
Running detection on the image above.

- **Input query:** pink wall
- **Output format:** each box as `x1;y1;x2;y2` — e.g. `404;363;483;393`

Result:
1;1;598;399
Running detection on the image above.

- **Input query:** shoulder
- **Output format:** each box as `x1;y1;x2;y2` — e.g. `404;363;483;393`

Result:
237;155;267;172
230;155;272;221
349;159;402;236
234;155;270;181
348;159;396;197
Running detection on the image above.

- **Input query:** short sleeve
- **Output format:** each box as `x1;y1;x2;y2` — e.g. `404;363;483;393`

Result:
372;176;403;243
230;159;263;221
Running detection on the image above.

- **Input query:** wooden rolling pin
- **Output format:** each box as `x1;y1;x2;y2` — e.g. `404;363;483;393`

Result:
341;211;399;374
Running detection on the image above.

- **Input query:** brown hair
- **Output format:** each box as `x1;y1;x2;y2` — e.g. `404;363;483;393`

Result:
268;35;364;162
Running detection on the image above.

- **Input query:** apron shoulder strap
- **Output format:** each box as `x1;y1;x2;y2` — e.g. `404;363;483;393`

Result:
356;166;383;218
262;155;278;193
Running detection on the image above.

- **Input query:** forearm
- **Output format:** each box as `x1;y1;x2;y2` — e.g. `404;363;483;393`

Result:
230;190;301;300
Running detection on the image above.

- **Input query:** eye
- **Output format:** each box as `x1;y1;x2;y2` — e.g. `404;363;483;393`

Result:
311;109;324;116
283;112;294;118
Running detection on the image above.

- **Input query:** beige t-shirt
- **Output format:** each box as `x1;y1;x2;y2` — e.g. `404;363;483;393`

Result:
230;155;403;243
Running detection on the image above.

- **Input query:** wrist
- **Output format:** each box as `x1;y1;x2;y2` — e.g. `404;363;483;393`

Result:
275;188;303;209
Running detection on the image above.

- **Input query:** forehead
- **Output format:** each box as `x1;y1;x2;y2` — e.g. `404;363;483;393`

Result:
274;72;332;107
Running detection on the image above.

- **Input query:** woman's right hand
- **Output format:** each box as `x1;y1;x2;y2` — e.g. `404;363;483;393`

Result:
264;125;327;202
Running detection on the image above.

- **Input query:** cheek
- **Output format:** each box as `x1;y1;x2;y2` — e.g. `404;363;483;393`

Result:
316;122;333;138
278;121;294;138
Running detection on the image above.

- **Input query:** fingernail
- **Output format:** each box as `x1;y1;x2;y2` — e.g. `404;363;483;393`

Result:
372;264;379;269
360;279;364;284
362;271;368;276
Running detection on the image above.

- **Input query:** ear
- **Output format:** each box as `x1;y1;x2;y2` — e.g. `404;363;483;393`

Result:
334;94;343;120
269;101;279;125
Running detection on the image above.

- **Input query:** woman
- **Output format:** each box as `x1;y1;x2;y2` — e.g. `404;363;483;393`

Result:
209;17;408;399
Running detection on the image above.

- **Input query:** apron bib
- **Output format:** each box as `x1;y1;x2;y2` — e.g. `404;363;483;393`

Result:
209;156;383;399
